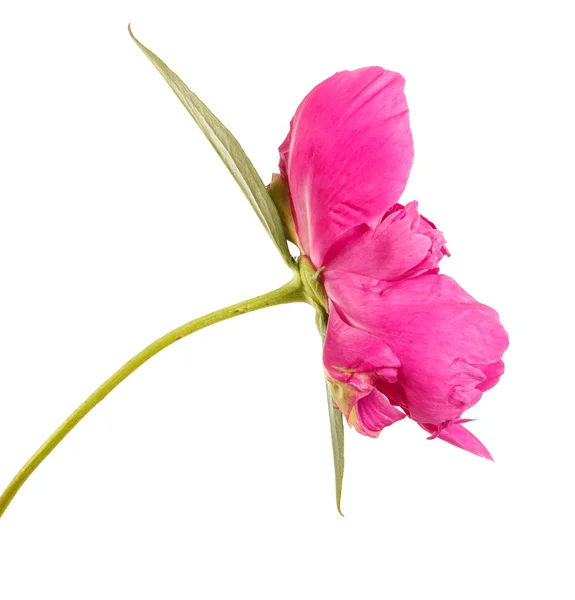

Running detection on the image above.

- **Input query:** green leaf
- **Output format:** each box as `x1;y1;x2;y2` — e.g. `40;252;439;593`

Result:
326;384;345;516
317;311;345;516
128;26;294;268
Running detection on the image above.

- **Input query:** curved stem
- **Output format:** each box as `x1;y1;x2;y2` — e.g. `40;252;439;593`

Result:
0;275;304;519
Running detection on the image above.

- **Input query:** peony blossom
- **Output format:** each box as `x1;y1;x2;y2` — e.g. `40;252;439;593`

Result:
277;66;508;458
0;33;515;523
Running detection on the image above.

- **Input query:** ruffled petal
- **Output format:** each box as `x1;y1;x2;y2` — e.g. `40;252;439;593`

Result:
475;359;505;392
350;389;406;438
323;304;404;435
322;201;448;279
324;271;509;425
323;303;400;388
421;421;494;460
279;67;413;265
322;269;392;331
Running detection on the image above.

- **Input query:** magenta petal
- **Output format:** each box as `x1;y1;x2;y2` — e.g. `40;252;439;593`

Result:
353;389;406;438
324;303;400;387
323;304;404;435
325;272;509;425
475;360;506;392
422;422;494;460
279;67;414;265
323;201;448;280
323;269;393;331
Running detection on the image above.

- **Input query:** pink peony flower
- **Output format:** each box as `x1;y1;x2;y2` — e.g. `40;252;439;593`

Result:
278;67;509;458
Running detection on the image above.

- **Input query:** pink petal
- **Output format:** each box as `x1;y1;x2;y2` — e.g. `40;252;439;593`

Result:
323;303;400;388
323;304;404;436
324;272;509;425
352;388;406;438
322;269;393;331
421;421;494;460
279;67;413;265
322;201;448;280
475;359;505;392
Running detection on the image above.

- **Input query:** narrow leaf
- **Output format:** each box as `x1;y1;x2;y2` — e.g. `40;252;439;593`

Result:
317;311;345;515
326;384;345;516
128;26;293;267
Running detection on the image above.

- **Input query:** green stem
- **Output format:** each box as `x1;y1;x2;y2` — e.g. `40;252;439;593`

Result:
0;275;304;520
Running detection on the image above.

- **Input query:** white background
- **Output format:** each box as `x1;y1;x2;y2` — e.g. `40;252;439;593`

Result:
1;1;573;598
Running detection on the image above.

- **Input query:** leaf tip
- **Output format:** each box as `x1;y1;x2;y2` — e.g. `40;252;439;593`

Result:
127;23;139;46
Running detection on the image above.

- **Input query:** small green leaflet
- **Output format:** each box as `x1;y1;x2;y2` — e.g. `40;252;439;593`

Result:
129;26;294;268
317;311;345;516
